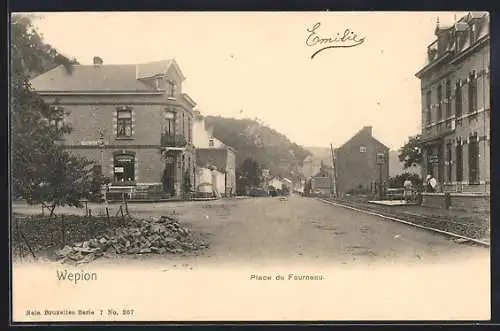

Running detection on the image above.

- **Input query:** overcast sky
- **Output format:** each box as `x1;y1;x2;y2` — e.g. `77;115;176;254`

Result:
28;11;466;150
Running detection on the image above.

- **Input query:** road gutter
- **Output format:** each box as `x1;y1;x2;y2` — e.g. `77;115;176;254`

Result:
317;198;490;248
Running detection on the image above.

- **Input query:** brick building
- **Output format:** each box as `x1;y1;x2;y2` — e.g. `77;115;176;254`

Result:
30;57;197;198
415;12;490;209
334;126;390;195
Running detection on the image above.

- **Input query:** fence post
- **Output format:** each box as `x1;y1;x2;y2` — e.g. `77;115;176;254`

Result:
61;214;65;247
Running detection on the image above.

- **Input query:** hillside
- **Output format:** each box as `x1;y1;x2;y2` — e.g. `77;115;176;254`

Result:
205;116;311;180
305;147;333;166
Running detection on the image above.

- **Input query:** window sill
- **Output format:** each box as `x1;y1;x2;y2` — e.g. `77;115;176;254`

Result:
115;137;135;141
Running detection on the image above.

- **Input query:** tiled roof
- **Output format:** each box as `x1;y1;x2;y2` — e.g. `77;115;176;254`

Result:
196;148;228;172
336;126;389;151
30;64;156;92
30;58;185;92
136;59;173;80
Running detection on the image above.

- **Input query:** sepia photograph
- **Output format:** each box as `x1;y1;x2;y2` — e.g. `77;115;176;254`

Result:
10;11;491;322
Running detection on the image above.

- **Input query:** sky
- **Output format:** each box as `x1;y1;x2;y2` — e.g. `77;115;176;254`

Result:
28;11;466;151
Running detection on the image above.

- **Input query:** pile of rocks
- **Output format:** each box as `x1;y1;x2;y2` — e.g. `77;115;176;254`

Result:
56;215;208;265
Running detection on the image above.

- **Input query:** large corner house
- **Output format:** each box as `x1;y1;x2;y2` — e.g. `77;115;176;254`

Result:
415;12;490;198
30;57;197;199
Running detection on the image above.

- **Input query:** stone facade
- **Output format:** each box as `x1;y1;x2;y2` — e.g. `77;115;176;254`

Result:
334;126;390;195
416;12;490;196
30;59;197;198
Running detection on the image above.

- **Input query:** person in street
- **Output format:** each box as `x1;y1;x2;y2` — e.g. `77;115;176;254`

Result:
426;174;437;193
403;178;413;202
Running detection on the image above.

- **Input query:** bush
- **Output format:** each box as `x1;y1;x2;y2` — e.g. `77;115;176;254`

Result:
388;173;422;189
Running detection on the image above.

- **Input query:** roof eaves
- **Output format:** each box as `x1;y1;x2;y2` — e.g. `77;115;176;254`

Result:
171;58;186;81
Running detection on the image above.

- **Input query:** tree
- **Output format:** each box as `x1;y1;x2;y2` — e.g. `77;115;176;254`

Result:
398;134;423;169
11;14;94;214
28;150;94;218
388;173;423;190
237;158;262;188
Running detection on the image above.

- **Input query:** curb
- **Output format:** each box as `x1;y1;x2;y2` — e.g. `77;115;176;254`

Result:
317;198;490;248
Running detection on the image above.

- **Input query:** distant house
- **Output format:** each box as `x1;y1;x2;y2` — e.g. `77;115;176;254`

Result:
302;155;321;179
268;177;283;190
302;147;333;178
310;163;334;195
334;126;389;194
192;110;236;196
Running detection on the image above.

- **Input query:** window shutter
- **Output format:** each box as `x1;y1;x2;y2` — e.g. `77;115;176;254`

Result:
113;110;118;136
131;109;136;136
109;157;114;175
134;156;139;181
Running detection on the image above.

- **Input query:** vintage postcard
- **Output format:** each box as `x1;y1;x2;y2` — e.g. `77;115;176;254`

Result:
10;11;490;322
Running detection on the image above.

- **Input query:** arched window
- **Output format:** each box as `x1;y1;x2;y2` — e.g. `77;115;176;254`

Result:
113;153;135;184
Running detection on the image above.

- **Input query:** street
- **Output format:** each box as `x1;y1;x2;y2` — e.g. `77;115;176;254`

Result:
12;195;488;267
182;195;487;266
12;195;490;321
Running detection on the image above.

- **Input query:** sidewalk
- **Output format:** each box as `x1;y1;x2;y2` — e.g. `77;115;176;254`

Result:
319;196;490;242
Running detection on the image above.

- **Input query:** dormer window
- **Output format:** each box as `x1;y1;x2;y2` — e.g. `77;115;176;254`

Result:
470;23;477;44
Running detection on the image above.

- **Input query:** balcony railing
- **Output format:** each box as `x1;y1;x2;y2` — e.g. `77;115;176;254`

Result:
423;118;456;142
427;39;439;63
161;134;187;147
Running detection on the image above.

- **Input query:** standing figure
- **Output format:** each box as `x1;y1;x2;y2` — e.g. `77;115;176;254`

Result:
403;178;413;202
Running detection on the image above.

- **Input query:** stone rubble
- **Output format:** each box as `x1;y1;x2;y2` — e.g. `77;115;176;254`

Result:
55;215;208;265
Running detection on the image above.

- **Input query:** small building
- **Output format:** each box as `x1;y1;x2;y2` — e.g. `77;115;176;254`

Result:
192;110;236;196
268;177;283;191
196;148;235;197
334;126;390;195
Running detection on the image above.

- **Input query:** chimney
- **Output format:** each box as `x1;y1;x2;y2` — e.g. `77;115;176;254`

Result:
363;126;372;136
93;56;103;65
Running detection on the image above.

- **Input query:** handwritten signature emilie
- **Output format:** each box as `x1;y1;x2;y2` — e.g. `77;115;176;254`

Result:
305;22;366;59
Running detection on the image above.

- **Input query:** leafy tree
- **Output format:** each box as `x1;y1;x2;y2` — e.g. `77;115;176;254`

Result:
238;158;262;188
11;14;94;214
29;150;94;218
398;134;423;169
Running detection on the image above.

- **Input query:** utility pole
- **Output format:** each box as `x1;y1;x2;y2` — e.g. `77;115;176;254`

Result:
376;152;385;200
330;143;337;198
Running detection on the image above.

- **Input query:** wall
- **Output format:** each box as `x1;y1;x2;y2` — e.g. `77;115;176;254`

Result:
192;116;225;148
269;179;282;190
195;167;226;197
421;192;490;212
226;149;236;195
302;160;321;178
41;93;196;194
